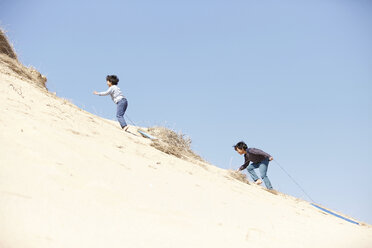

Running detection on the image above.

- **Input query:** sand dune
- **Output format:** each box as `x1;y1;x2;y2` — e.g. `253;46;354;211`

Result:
1;56;372;247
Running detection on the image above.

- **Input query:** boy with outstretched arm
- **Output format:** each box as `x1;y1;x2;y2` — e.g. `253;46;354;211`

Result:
93;75;129;131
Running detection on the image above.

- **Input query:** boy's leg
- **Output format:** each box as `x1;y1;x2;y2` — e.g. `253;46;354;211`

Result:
258;159;273;190
247;163;260;182
116;99;128;128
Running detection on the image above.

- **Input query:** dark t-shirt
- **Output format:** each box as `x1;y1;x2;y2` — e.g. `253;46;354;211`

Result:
239;148;271;170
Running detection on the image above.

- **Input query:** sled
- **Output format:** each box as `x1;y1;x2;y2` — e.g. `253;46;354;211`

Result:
138;130;157;140
310;203;359;225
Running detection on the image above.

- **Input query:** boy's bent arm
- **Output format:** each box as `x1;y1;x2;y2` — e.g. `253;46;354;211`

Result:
249;148;271;158
238;161;250;171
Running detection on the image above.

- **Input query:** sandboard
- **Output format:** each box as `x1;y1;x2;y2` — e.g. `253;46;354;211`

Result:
138;130;157;140
310;203;359;225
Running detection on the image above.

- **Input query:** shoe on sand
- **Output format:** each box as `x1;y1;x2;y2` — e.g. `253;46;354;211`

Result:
254;179;263;185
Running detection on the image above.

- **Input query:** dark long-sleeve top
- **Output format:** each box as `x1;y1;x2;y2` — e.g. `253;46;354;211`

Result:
239;148;271;171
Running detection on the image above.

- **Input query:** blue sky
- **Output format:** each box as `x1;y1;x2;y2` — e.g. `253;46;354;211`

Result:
1;0;371;224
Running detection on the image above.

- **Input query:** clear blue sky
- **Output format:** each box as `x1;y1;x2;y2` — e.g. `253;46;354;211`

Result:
1;0;371;224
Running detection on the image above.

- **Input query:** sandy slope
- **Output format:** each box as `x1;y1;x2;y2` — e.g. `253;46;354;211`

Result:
0;64;371;248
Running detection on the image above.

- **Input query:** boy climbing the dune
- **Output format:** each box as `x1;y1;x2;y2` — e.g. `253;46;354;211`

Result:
234;141;274;190
93;75;129;131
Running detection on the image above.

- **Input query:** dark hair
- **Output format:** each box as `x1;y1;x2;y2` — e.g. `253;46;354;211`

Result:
234;141;247;151
106;75;119;85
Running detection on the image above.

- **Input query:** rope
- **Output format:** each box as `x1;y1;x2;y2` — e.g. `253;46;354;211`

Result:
273;159;315;203
125;114;138;127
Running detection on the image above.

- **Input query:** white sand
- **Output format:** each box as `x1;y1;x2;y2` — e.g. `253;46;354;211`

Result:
1;64;371;248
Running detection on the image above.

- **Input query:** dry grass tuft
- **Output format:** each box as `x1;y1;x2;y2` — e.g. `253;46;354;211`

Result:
147;126;205;163
227;170;250;184
0;28;47;88
0;29;17;60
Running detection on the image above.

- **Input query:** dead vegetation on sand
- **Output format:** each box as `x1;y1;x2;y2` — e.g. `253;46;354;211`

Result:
0;28;17;60
227;170;250;185
0;28;47;88
147;126;206;164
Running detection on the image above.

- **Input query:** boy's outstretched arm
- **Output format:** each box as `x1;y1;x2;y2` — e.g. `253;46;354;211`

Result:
93;88;113;96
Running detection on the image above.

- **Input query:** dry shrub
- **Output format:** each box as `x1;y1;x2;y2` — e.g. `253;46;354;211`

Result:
227;170;250;184
0;29;17;60
0;28;47;88
147;126;205;163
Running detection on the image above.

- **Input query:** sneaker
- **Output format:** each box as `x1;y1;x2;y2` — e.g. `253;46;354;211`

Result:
254;179;263;185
